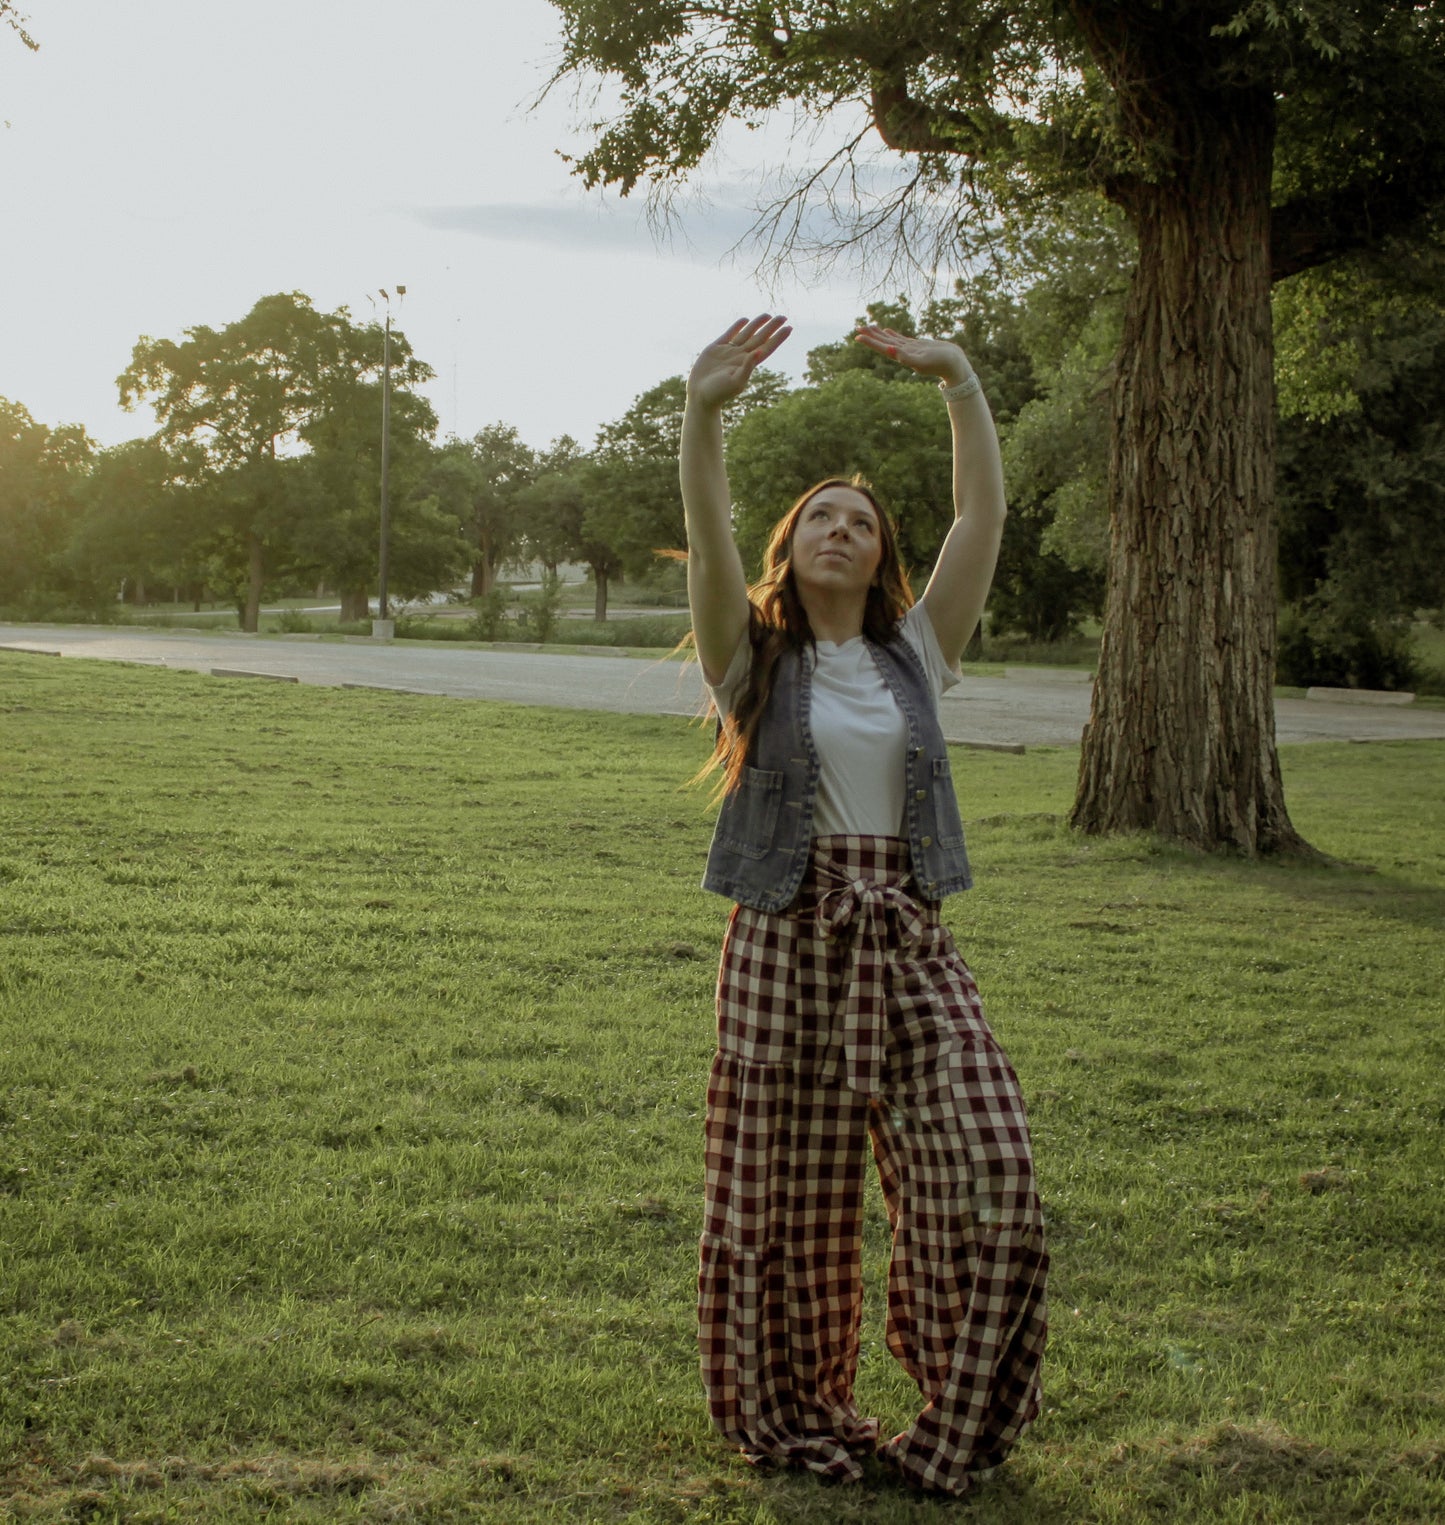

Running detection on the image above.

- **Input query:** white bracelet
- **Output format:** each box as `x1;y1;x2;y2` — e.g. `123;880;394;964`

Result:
939;372;982;402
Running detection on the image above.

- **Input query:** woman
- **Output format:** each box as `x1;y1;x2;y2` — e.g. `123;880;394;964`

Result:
681;314;1048;1495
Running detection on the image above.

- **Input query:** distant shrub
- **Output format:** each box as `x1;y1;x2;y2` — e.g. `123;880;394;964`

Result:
277;609;315;634
559;615;692;649
514;572;565;644
0;596;137;626
464;590;510;641
1277;602;1418;691
979;632;1099;668
394;615;474;641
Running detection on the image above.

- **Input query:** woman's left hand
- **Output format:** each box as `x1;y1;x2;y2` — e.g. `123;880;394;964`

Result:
854;325;973;387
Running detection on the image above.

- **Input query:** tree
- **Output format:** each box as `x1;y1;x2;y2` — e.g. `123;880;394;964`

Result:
424;426;537;599
0;398;93;609
517;437;627;620
586;378;691;581
67;437;190;607
118;292;433;631
545;0;1445;854
290;378;462;620
586;369;788;586
1274;242;1445;688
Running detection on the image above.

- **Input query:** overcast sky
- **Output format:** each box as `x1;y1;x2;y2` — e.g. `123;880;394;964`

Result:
1;0;927;454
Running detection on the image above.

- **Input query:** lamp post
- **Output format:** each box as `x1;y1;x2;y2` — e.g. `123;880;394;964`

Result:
373;284;406;639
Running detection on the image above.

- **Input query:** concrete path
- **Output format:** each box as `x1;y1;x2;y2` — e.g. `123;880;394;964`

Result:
3;623;1443;749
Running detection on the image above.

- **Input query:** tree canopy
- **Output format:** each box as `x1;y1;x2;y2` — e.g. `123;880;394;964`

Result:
118;293;435;629
0;399;94;610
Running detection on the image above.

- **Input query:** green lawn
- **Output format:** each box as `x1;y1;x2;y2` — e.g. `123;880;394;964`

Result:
1;654;1442;1522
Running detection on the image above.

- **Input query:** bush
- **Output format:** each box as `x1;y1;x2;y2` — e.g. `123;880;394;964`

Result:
556;614;692;649
393;615;473;641
0;593;128;625
277;609;315;634
464;590;510;642
514;572;565;644
980;632;1099;668
1277;601;1419;691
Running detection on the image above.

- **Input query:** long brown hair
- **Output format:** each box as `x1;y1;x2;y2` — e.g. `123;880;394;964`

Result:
704;476;915;796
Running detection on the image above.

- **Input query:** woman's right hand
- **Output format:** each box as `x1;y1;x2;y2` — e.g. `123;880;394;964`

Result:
687;315;791;409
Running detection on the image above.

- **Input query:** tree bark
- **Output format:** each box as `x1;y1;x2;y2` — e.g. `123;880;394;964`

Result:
243;533;264;633
1073;83;1305;854
593;565;609;622
339;587;370;622
470;554;496;598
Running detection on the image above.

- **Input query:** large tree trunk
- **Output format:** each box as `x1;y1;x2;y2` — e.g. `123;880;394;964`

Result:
1073;81;1303;855
593;565;609;622
339;587;370;622
242;533;264;634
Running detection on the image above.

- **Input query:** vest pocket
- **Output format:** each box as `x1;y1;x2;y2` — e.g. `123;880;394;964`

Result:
931;755;966;848
717;766;784;859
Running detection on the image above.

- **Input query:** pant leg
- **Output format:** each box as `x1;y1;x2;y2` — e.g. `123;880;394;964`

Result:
870;930;1049;1494
698;904;880;1481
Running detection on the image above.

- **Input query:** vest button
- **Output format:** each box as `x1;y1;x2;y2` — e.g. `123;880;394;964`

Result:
919;835;933;849
915;789;927;801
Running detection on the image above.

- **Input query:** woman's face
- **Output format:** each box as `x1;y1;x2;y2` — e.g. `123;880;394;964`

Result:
788;485;884;599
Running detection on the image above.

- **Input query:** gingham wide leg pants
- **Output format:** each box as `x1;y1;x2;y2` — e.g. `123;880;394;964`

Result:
698;836;1048;1495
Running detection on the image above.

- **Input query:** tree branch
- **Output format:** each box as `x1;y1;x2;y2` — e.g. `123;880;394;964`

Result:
1272;177;1445;283
868;72;1010;160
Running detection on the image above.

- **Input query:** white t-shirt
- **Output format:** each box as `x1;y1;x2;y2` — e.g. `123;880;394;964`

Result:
706;602;960;836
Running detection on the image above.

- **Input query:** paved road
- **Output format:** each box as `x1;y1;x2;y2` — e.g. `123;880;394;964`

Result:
4;623;1443;749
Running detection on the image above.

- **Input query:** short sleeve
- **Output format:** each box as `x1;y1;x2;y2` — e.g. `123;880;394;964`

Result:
704;629;752;716
899;602;961;705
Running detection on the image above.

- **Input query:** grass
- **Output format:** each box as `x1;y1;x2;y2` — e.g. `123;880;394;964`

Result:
1;653;1443;1522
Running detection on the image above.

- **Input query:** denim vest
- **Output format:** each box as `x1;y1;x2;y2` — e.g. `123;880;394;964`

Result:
702;633;973;912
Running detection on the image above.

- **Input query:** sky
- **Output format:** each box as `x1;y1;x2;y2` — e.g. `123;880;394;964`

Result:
0;0;929;454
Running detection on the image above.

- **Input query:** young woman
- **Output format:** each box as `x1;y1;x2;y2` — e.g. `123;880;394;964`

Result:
681;315;1048;1496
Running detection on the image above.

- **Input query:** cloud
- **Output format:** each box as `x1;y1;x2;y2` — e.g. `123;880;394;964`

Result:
412;199;764;264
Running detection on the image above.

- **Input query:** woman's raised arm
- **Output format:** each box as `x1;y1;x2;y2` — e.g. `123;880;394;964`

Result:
681;316;791;684
854;324;1007;669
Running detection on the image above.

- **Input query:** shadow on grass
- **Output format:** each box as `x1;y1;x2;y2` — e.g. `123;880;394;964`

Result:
717;1455;1065;1525
1216;851;1445;934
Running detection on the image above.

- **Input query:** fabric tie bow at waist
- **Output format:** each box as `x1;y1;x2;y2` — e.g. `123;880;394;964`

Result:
815;872;926;1096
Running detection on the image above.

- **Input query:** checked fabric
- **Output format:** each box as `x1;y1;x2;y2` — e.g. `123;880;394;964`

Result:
698;834;1048;1495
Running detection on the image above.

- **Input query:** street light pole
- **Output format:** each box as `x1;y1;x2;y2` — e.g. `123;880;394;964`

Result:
373;285;406;639
379;301;392;622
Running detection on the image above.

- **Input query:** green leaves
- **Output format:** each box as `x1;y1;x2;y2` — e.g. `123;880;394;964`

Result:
110;293;442;626
0;398;95;608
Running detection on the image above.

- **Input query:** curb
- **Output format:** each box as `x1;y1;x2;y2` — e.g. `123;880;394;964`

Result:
1306;686;1414;706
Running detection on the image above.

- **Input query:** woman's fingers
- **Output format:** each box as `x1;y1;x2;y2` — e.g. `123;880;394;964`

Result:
749;315;792;362
715;314;789;350
853;324;902;357
705;315;791;375
691;315;791;405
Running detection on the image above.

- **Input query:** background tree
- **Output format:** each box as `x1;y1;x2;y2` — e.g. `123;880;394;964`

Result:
426;425;537;599
516;437;629;620
587;369;788;589
545;0;1445;854
118;292;432;631
1274;239;1445;689
585;378;690;583
290;378;461;621
0;398;93;610
66;437;189;608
